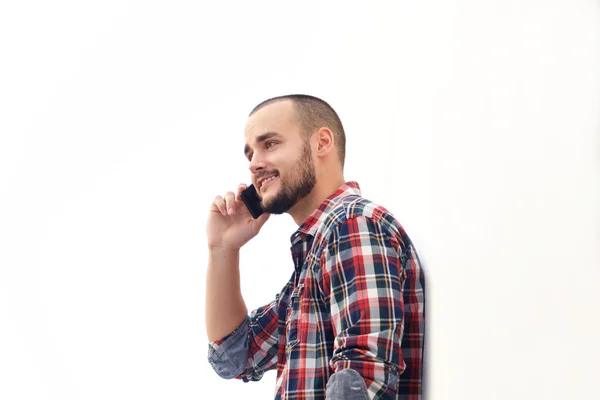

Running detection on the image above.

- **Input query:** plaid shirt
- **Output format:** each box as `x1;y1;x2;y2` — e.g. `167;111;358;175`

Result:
208;181;425;399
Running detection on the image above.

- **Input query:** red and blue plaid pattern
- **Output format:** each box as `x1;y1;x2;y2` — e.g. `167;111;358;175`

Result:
208;181;425;399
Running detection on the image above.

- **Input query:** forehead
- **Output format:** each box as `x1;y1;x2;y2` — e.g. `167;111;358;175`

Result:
244;100;298;141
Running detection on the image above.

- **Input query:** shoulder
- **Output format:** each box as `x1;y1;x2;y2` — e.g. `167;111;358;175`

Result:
316;195;410;251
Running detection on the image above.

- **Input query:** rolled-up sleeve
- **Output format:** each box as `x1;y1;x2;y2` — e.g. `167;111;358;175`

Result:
207;316;251;379
207;296;281;382
321;216;405;399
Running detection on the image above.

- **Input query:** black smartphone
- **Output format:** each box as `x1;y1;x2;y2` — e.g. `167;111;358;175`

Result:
240;183;264;219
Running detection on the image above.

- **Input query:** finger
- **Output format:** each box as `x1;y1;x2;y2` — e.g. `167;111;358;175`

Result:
224;192;236;215
213;195;227;216
236;183;248;200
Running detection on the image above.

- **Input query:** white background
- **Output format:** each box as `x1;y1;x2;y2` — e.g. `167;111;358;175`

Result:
1;1;598;399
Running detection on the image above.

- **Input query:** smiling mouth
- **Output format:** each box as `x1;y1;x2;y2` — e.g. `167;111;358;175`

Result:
260;176;278;191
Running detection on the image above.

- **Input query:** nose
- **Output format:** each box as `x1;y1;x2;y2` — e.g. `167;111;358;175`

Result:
248;153;266;179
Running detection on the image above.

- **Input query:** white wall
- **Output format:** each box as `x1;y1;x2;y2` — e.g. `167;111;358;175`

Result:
1;1;598;399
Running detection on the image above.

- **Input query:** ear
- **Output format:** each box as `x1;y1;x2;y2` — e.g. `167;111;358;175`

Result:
315;127;335;155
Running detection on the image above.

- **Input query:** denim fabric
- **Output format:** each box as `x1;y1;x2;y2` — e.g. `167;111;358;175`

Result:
325;368;370;400
207;316;250;379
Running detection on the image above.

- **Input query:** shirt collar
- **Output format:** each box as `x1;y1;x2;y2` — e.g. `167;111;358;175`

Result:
290;181;361;244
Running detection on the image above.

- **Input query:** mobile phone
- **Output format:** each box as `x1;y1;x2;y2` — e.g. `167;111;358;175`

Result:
240;183;264;219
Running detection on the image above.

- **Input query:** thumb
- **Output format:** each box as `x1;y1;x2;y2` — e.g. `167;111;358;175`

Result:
254;211;271;229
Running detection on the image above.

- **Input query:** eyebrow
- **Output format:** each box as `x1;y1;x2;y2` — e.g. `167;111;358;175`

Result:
244;132;282;159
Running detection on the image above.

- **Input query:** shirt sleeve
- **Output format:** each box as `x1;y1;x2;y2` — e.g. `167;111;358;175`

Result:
207;296;281;382
321;216;405;400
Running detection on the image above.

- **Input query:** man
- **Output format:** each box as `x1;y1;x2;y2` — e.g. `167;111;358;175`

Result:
205;95;425;399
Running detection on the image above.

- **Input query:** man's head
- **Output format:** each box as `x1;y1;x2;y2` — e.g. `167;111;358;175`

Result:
243;94;346;216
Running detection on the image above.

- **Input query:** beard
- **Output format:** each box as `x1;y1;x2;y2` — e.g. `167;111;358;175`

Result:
259;140;316;215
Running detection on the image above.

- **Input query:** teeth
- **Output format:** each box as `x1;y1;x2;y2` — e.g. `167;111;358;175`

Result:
261;176;276;187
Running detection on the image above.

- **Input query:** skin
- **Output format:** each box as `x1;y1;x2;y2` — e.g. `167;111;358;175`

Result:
243;99;346;226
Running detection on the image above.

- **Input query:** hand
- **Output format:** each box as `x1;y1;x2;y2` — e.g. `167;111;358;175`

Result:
206;183;270;251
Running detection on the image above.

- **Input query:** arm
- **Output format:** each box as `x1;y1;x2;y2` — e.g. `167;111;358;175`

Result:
206;248;247;343
322;216;405;400
206;248;280;381
205;183;277;381
207;299;280;382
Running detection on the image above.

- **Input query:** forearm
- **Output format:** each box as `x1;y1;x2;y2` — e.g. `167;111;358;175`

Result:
205;248;248;342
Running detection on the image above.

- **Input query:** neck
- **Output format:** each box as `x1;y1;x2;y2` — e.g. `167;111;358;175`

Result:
288;174;346;226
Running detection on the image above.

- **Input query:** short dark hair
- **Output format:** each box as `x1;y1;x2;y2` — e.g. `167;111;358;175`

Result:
249;94;346;170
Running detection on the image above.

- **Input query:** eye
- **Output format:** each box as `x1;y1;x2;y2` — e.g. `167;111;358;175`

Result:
248;141;278;161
